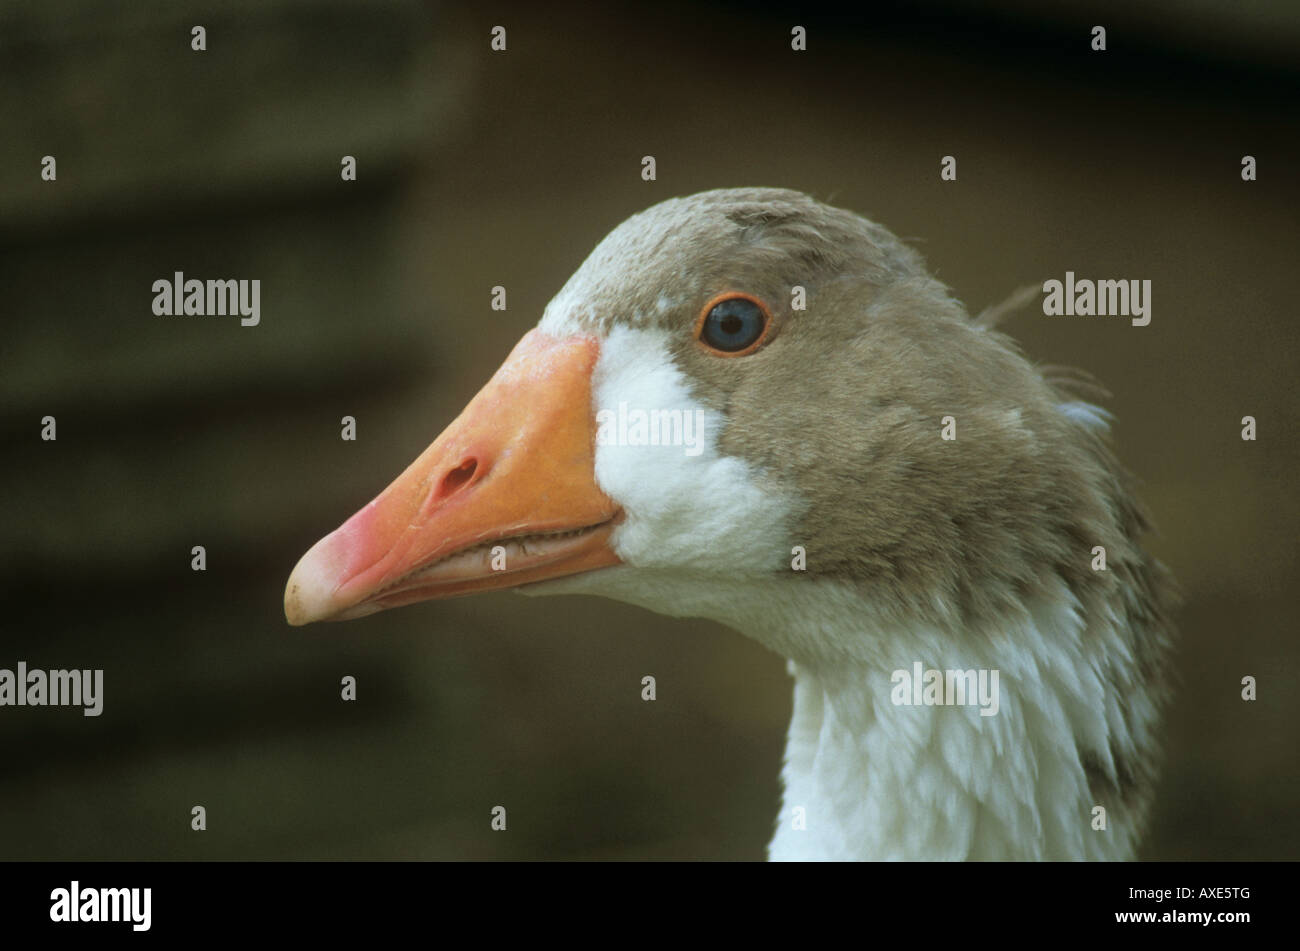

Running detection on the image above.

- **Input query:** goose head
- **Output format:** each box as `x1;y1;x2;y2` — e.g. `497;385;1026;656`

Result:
285;188;1175;861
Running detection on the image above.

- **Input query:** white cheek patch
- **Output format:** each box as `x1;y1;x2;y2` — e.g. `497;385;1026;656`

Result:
589;326;793;574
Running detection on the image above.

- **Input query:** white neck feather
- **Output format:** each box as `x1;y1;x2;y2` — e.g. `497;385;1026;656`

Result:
764;579;1147;861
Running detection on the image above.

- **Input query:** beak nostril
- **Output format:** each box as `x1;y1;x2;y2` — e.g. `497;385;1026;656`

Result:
436;458;478;501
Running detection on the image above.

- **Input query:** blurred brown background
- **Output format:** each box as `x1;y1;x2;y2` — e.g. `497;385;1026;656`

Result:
0;0;1295;860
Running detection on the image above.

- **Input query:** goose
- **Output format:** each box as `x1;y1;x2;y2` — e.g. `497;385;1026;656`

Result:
284;187;1176;861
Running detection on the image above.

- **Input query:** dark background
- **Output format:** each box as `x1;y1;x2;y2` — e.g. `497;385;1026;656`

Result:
1;0;1295;860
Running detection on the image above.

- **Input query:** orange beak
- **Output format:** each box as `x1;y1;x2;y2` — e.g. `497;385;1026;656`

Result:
284;330;622;625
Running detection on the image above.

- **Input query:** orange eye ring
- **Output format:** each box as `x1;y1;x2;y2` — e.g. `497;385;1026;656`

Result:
693;292;774;357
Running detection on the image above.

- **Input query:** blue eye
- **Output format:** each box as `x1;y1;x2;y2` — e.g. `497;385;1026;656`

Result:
698;295;771;354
